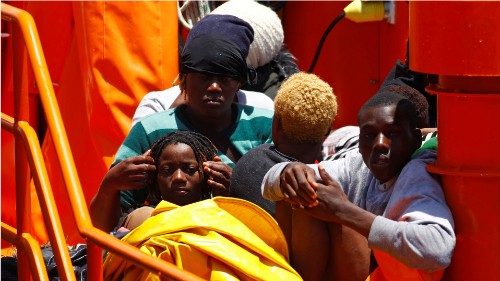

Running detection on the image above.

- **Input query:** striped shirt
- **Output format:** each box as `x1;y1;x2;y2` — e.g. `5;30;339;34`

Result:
114;104;273;210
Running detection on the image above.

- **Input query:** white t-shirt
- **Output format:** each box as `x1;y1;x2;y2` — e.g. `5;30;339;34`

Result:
132;85;274;126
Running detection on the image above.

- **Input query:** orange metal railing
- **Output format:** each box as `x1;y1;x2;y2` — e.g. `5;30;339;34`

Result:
1;112;76;281
1;222;50;281
1;3;204;281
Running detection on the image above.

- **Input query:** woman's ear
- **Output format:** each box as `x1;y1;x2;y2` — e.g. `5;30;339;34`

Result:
176;73;186;91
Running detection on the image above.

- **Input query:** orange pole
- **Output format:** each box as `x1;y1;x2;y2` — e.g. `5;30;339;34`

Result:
410;2;500;280
16;120;77;281
12;20;32;281
2;4;205;280
86;242;103;280
3;114;76;281
2;222;50;281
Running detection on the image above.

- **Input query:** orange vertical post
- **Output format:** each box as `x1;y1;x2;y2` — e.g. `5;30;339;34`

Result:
409;2;500;280
12;23;33;281
87;242;103;280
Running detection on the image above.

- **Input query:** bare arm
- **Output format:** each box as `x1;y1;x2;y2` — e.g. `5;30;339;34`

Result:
299;165;377;237
90;153;155;232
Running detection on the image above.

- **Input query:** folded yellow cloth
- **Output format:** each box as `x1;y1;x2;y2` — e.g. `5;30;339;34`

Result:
104;197;302;281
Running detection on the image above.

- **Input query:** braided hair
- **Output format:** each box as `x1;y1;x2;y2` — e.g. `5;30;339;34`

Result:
147;130;218;205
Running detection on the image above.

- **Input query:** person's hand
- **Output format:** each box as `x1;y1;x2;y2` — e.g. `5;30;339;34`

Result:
279;162;318;208
302;164;350;222
101;150;156;192
203;156;232;196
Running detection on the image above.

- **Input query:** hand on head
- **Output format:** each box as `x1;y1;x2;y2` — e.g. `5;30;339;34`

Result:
102;150;156;191
203;156;232;196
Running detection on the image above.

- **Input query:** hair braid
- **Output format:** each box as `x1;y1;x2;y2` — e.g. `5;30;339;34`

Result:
147;130;218;205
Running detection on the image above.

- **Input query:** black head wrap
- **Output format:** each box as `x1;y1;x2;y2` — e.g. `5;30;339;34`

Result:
181;15;254;83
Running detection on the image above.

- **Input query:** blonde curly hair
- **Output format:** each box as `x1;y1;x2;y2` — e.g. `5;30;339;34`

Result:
274;72;338;143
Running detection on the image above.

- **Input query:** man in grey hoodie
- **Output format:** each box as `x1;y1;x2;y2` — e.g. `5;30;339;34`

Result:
262;86;455;280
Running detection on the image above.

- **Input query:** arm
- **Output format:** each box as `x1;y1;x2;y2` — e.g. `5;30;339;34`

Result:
367;153;455;270
300;165;377;237
368;216;455;271
294;157;455;271
261;162;319;207
90;123;154;232
90;153;155;232
261;162;290;201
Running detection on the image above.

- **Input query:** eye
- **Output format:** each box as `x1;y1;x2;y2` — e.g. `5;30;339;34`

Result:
183;165;199;176
220;76;239;86
361;132;375;140
387;128;401;138
159;166;173;176
221;76;235;83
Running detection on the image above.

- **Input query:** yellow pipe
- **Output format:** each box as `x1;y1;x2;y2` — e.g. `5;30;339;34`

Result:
2;222;50;281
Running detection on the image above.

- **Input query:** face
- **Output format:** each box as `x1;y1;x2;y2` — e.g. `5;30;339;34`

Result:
358;104;420;183
182;72;240;118
156;143;204;206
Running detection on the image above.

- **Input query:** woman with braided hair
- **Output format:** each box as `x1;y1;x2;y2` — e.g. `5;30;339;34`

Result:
110;130;221;231
146;130;218;207
90;14;273;232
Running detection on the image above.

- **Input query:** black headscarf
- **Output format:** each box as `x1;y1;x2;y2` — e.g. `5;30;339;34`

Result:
181;15;254;83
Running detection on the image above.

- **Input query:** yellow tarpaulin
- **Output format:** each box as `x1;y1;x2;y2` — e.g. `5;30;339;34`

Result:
104;198;302;281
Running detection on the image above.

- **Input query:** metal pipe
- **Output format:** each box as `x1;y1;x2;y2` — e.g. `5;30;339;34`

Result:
410;2;500;280
2;4;206;280
2;222;50;281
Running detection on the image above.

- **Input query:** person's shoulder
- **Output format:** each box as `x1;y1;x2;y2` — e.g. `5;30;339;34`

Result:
237;89;274;111
133;107;180;134
141;85;180;104
236;144;273;163
233;144;288;177
321;150;366;175
408;149;437;166
246;143;273;154
398;149;438;185
235;103;274;119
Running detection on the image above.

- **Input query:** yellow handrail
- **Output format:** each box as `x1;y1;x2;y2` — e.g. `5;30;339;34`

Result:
2;3;203;281
2;222;50;281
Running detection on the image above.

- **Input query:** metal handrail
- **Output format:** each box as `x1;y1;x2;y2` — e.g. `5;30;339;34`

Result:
2;222;50;281
1;3;203;281
1;113;76;281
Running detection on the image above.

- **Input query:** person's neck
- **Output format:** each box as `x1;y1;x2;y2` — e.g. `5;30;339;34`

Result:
275;142;324;163
183;105;234;133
